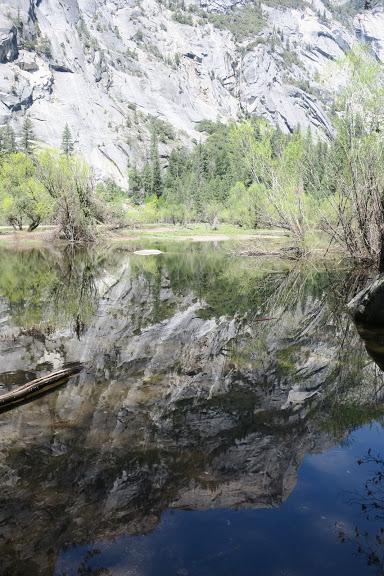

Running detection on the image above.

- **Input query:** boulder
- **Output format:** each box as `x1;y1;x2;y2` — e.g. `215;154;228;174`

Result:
348;276;384;327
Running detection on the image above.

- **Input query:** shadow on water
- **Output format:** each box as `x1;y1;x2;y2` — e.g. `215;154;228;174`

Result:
1;243;384;575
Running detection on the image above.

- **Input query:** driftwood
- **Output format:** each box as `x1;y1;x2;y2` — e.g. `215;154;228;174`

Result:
0;365;82;410
234;246;305;260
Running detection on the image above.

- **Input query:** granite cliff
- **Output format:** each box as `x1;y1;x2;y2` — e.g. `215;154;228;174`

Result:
0;0;383;184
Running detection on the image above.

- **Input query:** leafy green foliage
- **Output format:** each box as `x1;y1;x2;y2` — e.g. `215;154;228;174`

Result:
0;246;118;330
131;118;329;242
0;113;121;240
0;153;53;231
37;150;106;241
319;47;384;266
323;0;383;24
148;117;175;143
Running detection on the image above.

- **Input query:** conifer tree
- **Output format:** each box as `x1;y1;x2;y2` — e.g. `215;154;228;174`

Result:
150;129;162;198
1;124;17;154
0;127;5;154
142;163;153;197
21;115;35;155
61;123;74;156
128;165;143;201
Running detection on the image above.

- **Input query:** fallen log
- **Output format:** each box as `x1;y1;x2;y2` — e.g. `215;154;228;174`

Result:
0;365;82;410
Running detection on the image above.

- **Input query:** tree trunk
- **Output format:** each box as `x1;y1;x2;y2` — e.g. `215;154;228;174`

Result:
28;217;41;232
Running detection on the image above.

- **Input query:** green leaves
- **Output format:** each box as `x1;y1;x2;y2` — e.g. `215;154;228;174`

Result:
321;48;384;265
0;148;108;240
0;152;54;231
37;149;103;241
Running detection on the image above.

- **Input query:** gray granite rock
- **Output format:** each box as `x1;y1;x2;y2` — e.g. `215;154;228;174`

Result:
0;0;381;185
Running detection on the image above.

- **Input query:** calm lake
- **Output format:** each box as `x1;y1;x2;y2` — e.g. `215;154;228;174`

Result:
0;242;384;576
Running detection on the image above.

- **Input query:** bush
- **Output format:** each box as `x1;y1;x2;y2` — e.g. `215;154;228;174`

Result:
172;11;193;25
221;181;258;228
205;5;265;42
0;152;53;231
37;150;106;242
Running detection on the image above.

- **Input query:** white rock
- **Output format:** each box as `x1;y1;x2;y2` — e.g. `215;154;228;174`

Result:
134;249;163;255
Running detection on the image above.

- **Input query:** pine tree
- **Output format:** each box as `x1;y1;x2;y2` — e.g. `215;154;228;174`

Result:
128;165;143;202
61;123;74;156
150;129;162;198
0;127;5;153
2;124;16;153
21;116;35;155
142;163;153;197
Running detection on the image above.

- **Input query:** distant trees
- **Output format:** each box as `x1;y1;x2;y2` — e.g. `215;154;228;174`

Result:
125;48;384;266
128;127;163;201
228;121;312;243
1;47;384;262
0;118;47;230
130;118;322;240
224;181;258;228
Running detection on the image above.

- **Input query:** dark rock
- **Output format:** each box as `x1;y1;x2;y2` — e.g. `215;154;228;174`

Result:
0;25;18;63
348;275;384;327
17;60;39;72
49;63;74;73
184;52;203;64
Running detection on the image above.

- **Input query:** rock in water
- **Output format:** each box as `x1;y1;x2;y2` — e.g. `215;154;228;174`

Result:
134;249;163;256
348;276;384;372
348;276;384;327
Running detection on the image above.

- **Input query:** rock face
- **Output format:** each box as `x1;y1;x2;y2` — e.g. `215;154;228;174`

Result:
355;6;384;61
0;22;18;63
0;0;382;184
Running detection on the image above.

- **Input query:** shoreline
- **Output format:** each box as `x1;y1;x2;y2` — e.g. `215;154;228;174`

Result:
0;224;344;262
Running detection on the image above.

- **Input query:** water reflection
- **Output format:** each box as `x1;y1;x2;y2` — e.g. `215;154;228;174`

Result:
341;449;384;574
0;244;383;575
0;246;117;335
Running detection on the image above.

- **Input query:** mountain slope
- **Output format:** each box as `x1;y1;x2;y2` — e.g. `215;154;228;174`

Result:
0;0;383;185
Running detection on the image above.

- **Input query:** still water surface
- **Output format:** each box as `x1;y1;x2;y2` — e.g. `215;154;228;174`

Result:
0;242;384;576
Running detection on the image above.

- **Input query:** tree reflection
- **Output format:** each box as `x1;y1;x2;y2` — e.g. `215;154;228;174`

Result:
0;245;120;337
339;450;384;575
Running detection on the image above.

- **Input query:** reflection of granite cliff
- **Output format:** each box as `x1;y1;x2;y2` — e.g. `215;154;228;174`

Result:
0;250;383;576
